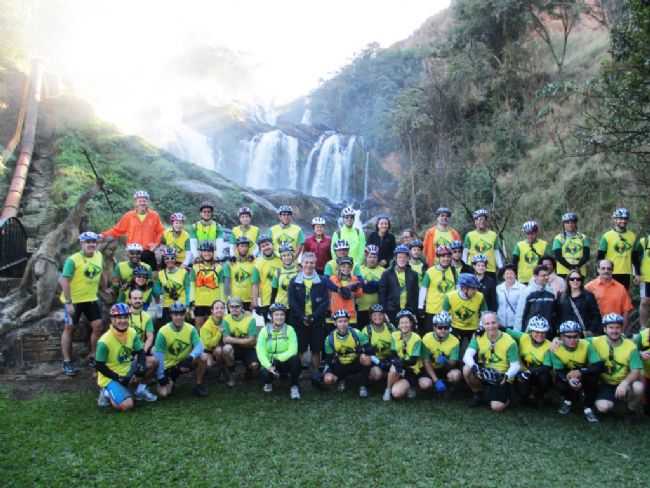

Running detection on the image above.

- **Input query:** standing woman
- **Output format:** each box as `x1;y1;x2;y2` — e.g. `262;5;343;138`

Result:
557;270;602;336
379;245;419;324
496;264;525;329
367;215;396;268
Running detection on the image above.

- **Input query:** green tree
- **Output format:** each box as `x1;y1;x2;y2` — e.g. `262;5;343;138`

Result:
579;0;650;185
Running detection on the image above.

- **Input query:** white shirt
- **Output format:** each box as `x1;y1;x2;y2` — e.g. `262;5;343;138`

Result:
496;281;525;330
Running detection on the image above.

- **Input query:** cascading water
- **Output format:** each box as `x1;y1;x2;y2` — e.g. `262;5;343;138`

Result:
245;130;299;190
363;150;369;201
307;134;357;201
166;125;215;170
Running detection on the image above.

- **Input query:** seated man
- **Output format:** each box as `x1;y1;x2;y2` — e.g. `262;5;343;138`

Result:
505;316;553;406
256;303;301;400
551;320;603;423
95;303;158;411
592;313;645;419
154;303;208;398
384;309;427;401
323;309;372;398
463;311;520;412
222;296;259;385
421;311;462;397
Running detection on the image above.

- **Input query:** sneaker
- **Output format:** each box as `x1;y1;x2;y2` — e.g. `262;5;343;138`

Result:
382;388;391;402
584;408;599;423
290;385;301;400
263;383;273;393
469;393;483;408
192;383;208;397
63;361;79;377
135;386;158;402
337;380;346;392
359;386;369;398
407;387;416;400
558;400;572;416
97;390;110;407
226;371;236;388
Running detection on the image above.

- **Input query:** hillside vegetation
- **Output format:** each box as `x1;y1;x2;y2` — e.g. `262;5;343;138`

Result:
306;0;649;257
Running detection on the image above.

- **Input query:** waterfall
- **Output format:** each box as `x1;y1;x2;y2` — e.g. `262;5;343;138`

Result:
301;133;329;192
363;151;369;201
309;134;357;202
301;108;312;126
166;125;215;170
245;130;299;190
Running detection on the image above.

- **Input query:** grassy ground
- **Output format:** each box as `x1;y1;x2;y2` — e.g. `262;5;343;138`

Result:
1;376;648;488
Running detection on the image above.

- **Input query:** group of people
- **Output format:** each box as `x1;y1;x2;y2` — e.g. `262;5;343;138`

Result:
57;191;650;422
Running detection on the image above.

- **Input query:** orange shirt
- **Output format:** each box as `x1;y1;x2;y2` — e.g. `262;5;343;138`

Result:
585;277;633;316
423;225;461;267
102;209;164;250
328;275;363;324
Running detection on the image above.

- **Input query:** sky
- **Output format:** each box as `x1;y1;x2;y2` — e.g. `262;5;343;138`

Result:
27;0;450;129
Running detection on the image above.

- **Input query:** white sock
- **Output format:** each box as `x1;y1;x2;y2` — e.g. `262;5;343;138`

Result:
136;383;146;394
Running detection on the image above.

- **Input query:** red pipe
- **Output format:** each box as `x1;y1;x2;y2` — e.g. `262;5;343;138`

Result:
1;60;43;220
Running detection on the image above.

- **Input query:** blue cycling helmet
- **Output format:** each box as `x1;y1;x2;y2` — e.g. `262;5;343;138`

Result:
110;303;130;316
559;320;582;335
450;240;463;251
79;231;99;242
258;234;272;245
457;273;480;289
394;244;410;256
602;313;624;326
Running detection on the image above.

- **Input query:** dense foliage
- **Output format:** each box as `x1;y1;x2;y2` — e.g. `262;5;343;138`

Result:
386;0;647;253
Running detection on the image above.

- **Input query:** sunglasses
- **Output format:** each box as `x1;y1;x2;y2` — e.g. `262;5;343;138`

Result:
230;305;242;309
563;334;579;339
568;277;582;282
435;325;450;330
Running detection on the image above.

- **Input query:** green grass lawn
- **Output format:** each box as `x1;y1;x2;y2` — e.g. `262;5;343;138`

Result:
1;379;648;488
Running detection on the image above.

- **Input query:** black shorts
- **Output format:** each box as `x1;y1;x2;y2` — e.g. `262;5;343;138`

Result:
329;361;364;380
233;345;258;366
296;323;325;354
613;274;630;289
72;301;102;324
404;369;424;388
166;359;195;381
452;328;475;343
485;382;511;403
596;383;617;402
434;366;453;378
193;306;211;318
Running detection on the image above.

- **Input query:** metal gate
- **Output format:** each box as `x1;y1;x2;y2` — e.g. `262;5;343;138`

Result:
0;217;28;277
